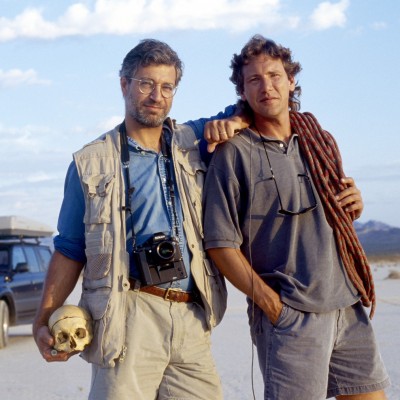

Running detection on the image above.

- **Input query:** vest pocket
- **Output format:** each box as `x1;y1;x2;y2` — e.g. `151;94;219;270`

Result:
79;288;111;365
177;158;206;234
82;174;115;224
84;226;113;281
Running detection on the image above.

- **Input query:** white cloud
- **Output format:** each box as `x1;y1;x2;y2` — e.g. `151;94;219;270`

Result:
0;0;302;41
25;172;53;183
309;0;349;30
0;124;71;166
371;21;387;30
0;68;51;87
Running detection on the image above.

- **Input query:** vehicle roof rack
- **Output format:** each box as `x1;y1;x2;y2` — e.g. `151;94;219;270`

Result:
0;216;53;239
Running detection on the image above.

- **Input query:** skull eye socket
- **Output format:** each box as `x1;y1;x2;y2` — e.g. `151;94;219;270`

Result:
56;332;69;344
75;328;87;339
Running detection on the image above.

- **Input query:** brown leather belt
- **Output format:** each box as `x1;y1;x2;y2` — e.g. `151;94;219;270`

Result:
129;278;196;303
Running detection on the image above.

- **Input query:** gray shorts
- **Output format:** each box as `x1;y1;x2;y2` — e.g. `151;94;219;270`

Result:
251;301;390;399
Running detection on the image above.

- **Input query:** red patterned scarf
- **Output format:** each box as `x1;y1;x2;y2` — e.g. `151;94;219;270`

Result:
290;111;376;318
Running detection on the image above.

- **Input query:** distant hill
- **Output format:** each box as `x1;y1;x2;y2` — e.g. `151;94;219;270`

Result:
354;220;400;262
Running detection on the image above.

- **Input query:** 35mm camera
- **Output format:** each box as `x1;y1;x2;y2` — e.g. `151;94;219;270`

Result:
133;232;187;286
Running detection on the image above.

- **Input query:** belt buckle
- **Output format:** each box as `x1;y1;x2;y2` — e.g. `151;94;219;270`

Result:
164;287;182;301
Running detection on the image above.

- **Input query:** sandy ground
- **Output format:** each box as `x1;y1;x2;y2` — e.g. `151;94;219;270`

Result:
1;264;399;400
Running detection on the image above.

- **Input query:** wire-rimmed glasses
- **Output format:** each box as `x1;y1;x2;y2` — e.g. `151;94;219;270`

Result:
128;77;177;98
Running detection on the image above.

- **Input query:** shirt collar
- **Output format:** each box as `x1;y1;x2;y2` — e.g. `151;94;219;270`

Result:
127;120;172;153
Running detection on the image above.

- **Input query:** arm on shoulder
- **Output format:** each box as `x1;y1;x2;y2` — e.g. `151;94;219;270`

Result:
184;104;251;153
204;115;250;153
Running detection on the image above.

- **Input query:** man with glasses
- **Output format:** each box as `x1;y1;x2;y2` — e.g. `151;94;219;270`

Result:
203;35;390;399
33;39;242;399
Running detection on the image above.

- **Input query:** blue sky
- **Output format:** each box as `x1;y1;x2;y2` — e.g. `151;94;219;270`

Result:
0;0;399;231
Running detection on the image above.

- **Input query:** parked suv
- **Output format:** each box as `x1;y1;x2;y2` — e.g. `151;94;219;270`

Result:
0;237;52;348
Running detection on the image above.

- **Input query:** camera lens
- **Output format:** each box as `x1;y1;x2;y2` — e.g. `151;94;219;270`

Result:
156;241;176;261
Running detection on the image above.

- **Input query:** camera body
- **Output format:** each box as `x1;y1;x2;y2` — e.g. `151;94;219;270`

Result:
133;232;187;286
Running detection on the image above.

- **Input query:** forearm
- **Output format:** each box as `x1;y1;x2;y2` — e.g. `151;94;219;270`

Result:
33;250;84;335
207;247;282;322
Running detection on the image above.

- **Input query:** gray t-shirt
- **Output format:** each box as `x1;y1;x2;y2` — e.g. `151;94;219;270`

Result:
203;128;359;313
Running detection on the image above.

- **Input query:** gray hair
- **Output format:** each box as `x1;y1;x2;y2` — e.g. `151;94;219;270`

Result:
119;39;183;85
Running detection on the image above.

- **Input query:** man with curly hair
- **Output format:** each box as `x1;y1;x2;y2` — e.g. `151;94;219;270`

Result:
203;35;390;399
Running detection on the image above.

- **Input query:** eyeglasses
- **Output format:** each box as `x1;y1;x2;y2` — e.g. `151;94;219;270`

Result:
128;77;177;98
261;138;318;216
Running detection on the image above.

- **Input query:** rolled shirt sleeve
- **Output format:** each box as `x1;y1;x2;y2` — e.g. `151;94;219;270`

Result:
53;160;86;263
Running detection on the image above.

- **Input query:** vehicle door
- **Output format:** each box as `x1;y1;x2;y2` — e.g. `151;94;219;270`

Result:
0;249;9;274
36;246;51;274
35;245;51;297
22;245;45;320
9;244;36;323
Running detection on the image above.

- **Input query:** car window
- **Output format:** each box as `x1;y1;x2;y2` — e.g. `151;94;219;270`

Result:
0;249;9;272
12;245;27;270
24;246;41;273
37;247;51;271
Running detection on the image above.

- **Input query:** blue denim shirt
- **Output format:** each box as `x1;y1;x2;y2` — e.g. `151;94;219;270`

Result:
123;128;191;290
54;107;235;291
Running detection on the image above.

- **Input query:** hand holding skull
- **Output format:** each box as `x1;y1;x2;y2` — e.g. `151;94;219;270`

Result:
48;305;93;353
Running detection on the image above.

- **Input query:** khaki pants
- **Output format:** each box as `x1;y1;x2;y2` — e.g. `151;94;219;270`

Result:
89;289;223;400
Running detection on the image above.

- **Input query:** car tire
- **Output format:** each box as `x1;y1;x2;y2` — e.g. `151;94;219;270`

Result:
0;299;10;349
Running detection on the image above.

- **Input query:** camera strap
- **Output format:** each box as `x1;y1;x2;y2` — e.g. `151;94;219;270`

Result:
160;130;180;240
119;120;180;248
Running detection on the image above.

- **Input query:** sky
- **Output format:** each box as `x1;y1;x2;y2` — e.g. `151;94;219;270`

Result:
0;0;399;232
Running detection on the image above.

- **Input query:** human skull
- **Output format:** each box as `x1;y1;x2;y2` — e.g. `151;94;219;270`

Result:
48;305;93;353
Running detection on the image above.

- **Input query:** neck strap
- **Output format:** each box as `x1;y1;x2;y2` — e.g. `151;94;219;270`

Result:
119;121;180;248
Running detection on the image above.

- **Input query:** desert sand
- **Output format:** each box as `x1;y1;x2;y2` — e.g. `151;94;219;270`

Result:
1;264;399;400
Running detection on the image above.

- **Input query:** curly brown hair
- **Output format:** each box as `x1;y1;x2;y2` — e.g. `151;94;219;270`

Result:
230;35;302;111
